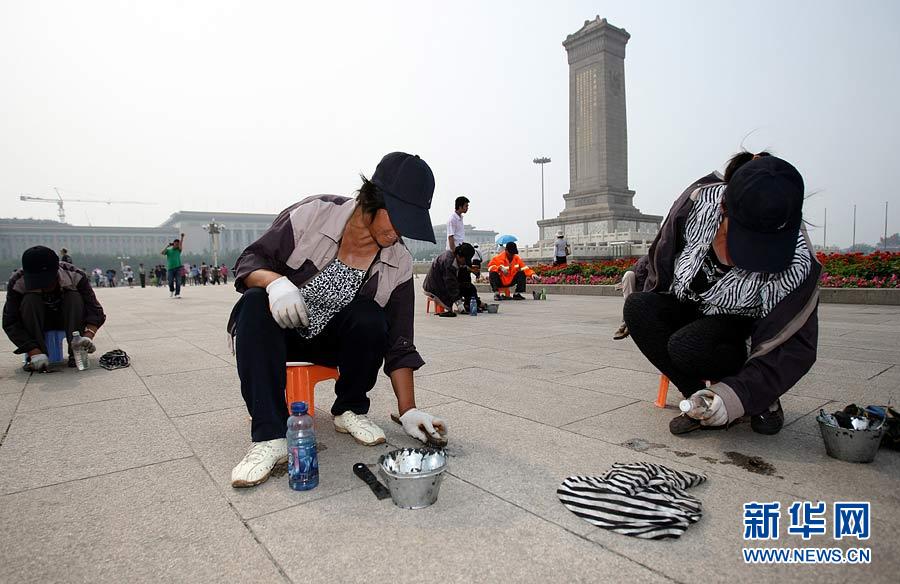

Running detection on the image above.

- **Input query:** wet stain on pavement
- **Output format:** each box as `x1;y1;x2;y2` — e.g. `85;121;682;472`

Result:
721;451;776;476
620;438;668;452
700;456;720;465
672;451;696;458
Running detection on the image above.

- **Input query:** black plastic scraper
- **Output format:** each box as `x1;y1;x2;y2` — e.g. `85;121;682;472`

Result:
353;463;391;500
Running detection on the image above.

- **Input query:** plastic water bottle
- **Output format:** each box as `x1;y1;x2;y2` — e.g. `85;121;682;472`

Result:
71;331;88;371
469;297;478;316
679;394;711;418
287;401;318;491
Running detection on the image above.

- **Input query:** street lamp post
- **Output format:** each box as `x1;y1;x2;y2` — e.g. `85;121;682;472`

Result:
533;157;551;221
202;219;227;268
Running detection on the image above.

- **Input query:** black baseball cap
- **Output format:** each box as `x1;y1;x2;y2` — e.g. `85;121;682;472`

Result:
22;246;60;290
725;156;804;273
371;152;436;243
455;243;476;266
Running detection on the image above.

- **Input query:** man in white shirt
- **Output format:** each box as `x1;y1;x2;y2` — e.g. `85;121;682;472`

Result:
447;196;469;250
447;196;473;296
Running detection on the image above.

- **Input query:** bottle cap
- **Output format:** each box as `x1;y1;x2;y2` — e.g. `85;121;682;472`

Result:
679;400;693;413
290;401;308;415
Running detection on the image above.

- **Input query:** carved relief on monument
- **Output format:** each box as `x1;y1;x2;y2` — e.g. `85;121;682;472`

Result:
606;68;623;97
575;65;599;184
587;220;611;235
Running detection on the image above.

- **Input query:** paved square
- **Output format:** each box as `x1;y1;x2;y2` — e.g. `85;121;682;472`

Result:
1;280;898;582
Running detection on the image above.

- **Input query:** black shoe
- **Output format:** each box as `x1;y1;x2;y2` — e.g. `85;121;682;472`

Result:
750;400;784;435
437;311;457;318
669;414;702;435
67;355;77;368
512;293;525;300
494;293;503;301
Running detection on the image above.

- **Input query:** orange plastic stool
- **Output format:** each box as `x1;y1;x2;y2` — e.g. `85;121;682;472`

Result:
655;374;670;408
425;296;446;314
285;362;340;416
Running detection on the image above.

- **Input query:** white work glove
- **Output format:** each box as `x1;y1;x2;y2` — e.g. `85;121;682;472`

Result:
265;276;309;329
399;408;448;443
72;335;96;354
499;265;510;274
28;353;50;372
691;389;728;427
531;274;541;282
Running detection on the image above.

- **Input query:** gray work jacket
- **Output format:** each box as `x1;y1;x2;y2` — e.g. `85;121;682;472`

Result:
228;195;424;374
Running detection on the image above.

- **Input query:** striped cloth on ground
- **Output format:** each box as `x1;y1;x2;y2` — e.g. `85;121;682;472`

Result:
557;462;707;540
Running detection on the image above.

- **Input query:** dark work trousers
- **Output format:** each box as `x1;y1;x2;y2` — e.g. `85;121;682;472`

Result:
139;273;146;288
19;291;85;356
234;288;389;442
623;292;754;398
457;266;480;308
167;268;181;295
489;270;526;293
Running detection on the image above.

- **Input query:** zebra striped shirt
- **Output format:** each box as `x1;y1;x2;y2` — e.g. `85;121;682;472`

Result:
557;462;707;540
671;184;812;319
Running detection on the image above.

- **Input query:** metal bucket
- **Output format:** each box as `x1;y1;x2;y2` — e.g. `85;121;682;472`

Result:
816;414;883;463
485;303;499;314
377;448;448;509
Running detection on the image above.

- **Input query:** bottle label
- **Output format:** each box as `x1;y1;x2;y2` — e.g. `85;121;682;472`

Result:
288;441;319;483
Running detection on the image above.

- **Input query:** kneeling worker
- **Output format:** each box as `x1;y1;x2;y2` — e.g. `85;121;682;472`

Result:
487;242;538;300
423;243;481;317
3;246;105;371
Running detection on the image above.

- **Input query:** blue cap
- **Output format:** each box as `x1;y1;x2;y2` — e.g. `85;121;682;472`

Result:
290;401;308;415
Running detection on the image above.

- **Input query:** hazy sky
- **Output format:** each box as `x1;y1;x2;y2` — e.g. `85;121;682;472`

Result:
2;0;898;247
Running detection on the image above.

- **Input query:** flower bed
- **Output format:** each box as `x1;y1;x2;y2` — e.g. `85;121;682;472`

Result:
529;253;900;288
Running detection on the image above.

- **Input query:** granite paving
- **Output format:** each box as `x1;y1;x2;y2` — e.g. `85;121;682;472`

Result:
1;280;897;582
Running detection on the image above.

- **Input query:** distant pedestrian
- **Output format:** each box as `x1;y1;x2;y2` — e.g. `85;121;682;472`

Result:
447;196;469;251
124;266;135;288
200;262;208;285
105;268;116;288
161;233;185;298
60;248;72;264
553;231;570;266
613;255;648;340
219;264;228;285
138;263;146;288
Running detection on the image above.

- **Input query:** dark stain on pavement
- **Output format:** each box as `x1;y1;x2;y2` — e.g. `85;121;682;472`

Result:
721;451;776;476
672;451;696;458
620;438;668;452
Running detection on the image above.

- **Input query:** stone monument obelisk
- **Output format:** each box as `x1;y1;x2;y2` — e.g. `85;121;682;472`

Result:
537;17;661;248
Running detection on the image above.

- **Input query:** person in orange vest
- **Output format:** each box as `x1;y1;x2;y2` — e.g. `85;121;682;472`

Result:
487;242;539;301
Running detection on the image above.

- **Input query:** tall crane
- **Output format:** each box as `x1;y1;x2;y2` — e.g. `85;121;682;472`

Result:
19;187;154;223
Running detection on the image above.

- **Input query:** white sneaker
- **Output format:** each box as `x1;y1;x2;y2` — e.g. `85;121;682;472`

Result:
231;438;287;488
170;291;174;298
174;294;181;299
334;411;386;446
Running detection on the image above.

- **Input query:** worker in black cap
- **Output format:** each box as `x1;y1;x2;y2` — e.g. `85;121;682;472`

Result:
422;243;483;317
625;153;820;437
227;152;448;488
3;246;106;371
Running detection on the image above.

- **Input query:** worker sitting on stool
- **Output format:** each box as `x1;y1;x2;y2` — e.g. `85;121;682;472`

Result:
423;243;483;317
3;246;105;371
227;152;448;488
487;242;539;301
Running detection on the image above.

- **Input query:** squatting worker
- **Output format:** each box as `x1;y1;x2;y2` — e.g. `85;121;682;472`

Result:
3;246;105;371
487;242;538;301
228;152;448;488
625;153;819;436
423;243;482;317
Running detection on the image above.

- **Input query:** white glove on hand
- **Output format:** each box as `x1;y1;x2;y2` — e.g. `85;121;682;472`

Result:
399;408;448;443
692;389;728;427
29;353;50;372
73;335;96;354
265;276;309;329
500;265;510;274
